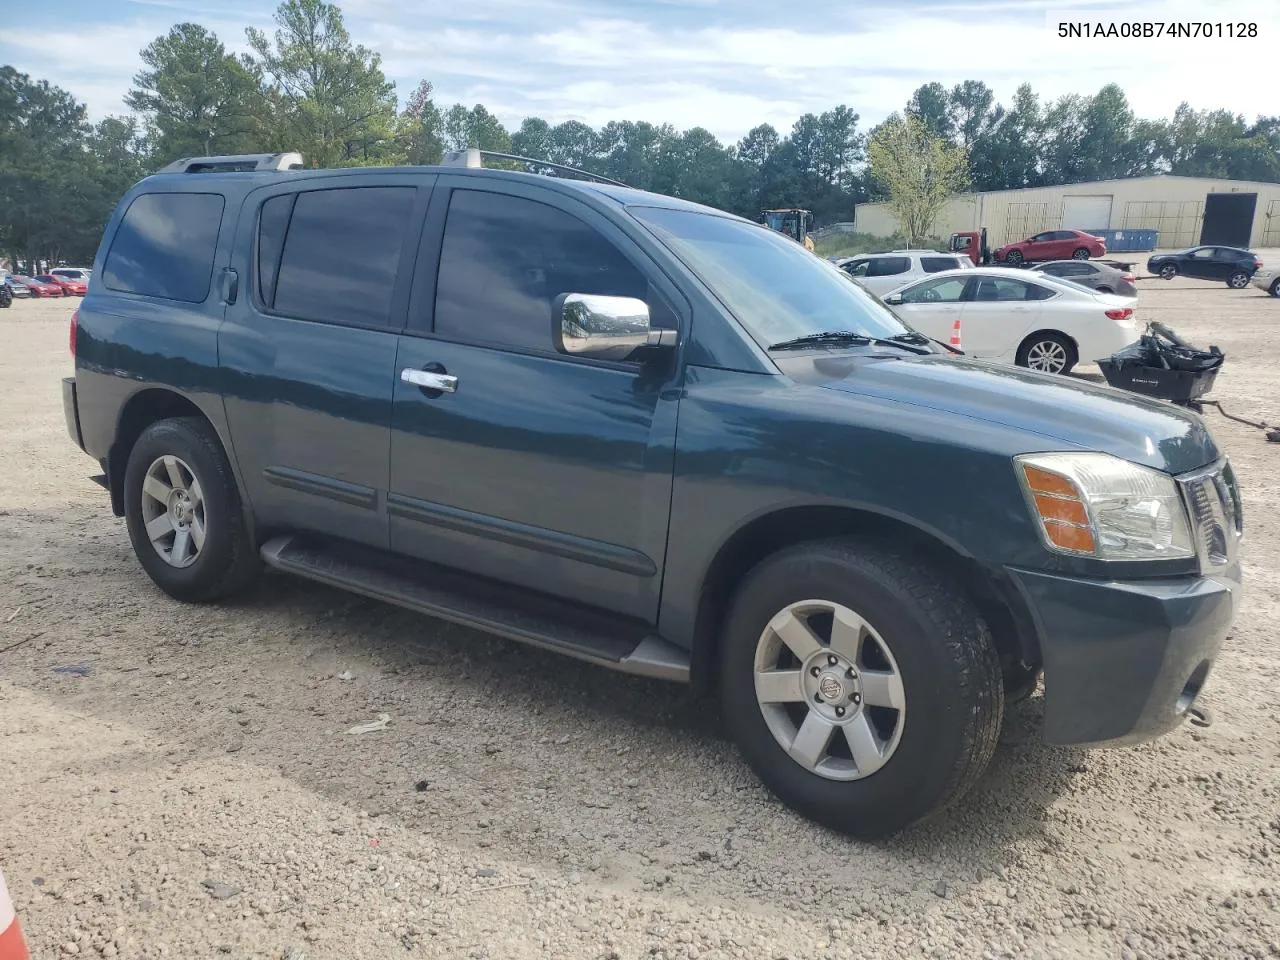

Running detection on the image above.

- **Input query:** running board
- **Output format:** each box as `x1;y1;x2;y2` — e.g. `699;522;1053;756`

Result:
259;535;690;683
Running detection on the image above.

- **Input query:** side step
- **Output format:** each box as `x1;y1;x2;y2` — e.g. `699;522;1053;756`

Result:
260;535;690;683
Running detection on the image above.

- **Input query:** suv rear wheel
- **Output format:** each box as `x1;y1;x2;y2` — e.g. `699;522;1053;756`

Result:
719;539;1003;838
1227;270;1250;289
123;417;258;602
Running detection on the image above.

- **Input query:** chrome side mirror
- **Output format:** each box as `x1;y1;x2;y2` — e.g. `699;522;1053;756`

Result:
553;293;676;361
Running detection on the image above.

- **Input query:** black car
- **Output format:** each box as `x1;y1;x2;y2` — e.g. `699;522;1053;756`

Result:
1147;245;1261;288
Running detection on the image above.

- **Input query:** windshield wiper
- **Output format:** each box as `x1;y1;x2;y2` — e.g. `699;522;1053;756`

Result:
769;331;930;354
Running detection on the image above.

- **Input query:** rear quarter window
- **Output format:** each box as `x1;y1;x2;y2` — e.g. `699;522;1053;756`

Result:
102;192;225;303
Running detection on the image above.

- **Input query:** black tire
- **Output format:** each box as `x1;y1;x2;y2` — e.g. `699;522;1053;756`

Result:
1227;270;1249;289
719;538;1003;838
1004;250;1024;265
1159;264;1178;280
1071;247;1090;260
1270;278;1280;298
123;417;258;603
1016;332;1077;375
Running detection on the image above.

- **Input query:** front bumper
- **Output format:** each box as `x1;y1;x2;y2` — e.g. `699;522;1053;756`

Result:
1252;271;1276;292
1008;565;1238;746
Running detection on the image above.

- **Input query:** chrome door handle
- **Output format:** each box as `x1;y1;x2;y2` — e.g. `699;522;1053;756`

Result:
401;368;458;392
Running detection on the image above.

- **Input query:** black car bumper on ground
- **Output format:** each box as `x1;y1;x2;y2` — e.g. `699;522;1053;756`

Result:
1009;565;1238;746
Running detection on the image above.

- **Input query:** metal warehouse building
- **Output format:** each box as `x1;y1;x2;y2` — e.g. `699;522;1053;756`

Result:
853;174;1280;250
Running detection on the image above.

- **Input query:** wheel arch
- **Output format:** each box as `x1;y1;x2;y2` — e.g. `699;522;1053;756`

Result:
108;389;246;524
1016;328;1078;365
687;504;1040;692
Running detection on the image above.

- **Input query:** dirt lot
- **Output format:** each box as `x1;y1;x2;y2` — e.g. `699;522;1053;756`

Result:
2;269;1279;960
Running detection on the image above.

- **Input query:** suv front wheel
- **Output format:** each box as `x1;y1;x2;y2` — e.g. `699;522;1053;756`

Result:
123;417;259;602
719;539;1003;838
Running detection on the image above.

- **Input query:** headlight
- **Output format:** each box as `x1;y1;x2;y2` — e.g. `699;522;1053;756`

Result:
1015;453;1194;560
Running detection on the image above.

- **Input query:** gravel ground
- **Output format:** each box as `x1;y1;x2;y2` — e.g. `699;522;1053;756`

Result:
2;265;1279;960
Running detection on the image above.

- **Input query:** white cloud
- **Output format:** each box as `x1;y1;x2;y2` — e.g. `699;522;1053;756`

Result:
0;0;1274;144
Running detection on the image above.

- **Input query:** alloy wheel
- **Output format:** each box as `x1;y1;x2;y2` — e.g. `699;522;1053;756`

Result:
139;455;206;568
1025;339;1069;373
753;599;906;781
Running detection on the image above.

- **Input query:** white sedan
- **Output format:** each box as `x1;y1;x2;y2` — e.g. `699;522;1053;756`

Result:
881;267;1141;375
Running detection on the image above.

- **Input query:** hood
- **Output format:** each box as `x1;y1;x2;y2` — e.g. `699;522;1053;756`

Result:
778;353;1219;474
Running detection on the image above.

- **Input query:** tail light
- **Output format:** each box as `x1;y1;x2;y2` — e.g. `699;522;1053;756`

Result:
69;308;78;356
1122;274;1136;283
1105;307;1134;321
1255;259;1264;269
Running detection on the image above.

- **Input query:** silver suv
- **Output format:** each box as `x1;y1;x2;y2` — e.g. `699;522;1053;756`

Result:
835;250;971;297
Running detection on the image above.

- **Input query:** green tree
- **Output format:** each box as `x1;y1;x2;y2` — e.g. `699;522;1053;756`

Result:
511;116;553;160
396;79;443;164
441;104;510;153
947;80;996;150
868;113;968;244
907;82;953;141
126;23;265;162
968;83;1043;189
246;0;398;166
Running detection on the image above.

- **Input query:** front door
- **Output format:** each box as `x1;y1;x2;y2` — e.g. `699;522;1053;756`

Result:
387;180;684;621
890;275;972;346
1186;247;1227;281
219;175;431;548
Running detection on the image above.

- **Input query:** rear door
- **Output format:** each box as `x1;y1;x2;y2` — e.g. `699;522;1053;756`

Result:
889;275;971;343
860;255;913;295
219;174;432;549
386;179;685;621
963;275;1048;357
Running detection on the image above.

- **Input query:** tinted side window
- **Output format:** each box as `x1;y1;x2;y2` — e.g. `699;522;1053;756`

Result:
866;257;910;277
273;186;416;328
921;256;960;273
257;193;295;309
843;259;870;277
434;190;648;353
973;278;1038;301
901;277;967;303
103;192;225;302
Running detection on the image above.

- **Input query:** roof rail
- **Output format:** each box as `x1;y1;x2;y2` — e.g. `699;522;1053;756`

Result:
441;149;627;187
158;152;306;174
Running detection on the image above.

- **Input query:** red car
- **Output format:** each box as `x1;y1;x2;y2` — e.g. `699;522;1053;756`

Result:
995;229;1106;265
11;275;63;297
37;274;86;296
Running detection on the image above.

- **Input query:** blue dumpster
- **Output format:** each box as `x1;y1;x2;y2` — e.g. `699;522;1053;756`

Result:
1087;229;1159;252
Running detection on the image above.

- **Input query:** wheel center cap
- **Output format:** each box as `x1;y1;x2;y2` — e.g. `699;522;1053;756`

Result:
817;673;846;702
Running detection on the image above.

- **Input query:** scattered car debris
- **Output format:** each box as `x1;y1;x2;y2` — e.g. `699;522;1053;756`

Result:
346;714;391;735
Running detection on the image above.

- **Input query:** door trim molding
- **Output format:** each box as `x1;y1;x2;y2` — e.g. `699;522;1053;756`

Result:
263;466;378;510
386;492;656;577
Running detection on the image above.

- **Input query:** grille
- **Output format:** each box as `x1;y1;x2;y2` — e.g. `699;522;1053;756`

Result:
1180;459;1242;569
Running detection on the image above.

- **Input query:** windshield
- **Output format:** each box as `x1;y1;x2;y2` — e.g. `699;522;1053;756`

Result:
631;206;911;347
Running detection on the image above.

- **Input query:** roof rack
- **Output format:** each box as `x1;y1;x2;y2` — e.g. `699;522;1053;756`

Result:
158;152;306;174
441;149;627;187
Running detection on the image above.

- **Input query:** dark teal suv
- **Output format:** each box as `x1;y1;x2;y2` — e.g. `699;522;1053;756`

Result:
63;151;1242;837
